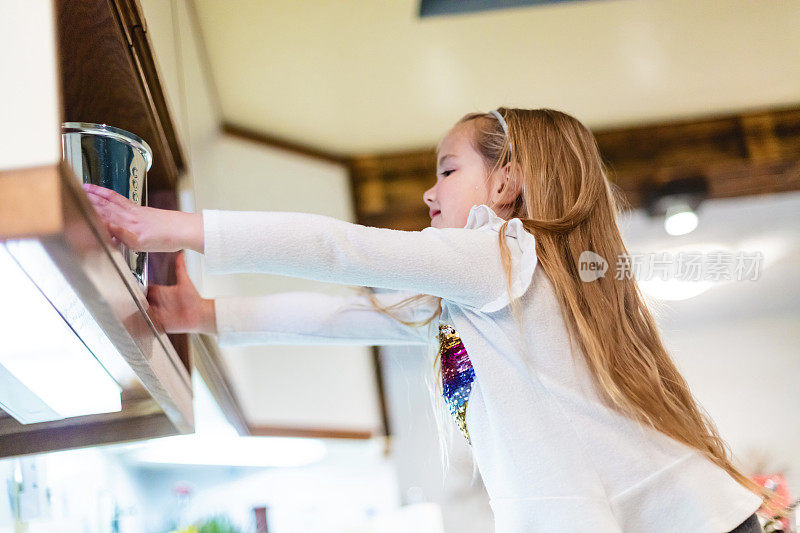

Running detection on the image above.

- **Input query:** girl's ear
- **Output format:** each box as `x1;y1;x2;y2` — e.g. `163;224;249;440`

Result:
490;162;523;208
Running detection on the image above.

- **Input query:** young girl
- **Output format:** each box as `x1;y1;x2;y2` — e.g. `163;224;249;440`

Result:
83;108;783;532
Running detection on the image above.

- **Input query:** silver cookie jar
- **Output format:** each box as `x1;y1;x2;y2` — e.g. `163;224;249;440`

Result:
61;122;152;288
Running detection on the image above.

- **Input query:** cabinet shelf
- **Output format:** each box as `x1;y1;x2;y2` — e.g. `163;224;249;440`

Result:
0;162;193;457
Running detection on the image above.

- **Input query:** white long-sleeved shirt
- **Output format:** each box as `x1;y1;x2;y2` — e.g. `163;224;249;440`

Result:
203;204;762;532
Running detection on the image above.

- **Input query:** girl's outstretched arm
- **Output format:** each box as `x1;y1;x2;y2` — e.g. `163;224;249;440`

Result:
214;289;436;347
203;208;533;312
82;184;534;312
144;250;435;345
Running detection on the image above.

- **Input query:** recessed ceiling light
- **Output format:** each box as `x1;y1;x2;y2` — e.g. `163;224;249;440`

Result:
644;176;708;238
664;203;699;236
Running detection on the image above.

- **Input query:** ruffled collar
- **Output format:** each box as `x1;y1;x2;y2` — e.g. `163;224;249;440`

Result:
464;204;522;237
440;203;538;313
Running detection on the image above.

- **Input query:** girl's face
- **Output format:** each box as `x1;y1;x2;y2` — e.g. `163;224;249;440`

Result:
423;120;518;228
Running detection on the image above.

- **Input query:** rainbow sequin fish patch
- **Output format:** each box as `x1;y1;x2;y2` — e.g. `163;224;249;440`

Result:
438;323;476;444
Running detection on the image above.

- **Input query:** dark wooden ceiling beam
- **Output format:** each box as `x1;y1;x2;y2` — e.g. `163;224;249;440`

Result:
248;425;373;440
347;105;800;229
222;123;348;165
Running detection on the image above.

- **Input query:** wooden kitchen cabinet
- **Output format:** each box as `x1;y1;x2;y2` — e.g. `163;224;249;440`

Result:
0;0;194;457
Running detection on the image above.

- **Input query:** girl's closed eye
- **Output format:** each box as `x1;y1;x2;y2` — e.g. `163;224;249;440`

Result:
440;169;455;177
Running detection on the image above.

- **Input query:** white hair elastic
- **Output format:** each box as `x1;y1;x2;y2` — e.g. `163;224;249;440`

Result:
489;109;513;154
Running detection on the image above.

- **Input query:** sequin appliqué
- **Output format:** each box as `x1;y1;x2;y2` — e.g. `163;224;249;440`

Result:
438;322;475;444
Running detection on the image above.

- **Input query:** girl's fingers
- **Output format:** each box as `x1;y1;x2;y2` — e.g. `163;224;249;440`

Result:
90;203;116;223
147;308;165;333
106;224;123;244
87;191;131;212
82;183;119;201
89;203;119;233
85;193;114;213
86;195;124;226
175;252;190;284
146;285;165;306
145;285;156;302
107;222;140;250
84;193;138;246
82;184;132;208
84;188;150;250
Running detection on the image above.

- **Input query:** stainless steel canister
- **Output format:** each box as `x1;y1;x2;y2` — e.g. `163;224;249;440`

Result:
61;122;152;288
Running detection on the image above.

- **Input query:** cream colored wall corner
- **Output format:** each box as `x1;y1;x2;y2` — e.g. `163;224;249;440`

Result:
0;0;60;170
138;0;382;434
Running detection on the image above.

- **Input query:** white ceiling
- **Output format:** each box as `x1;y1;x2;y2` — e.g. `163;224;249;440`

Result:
193;0;800;156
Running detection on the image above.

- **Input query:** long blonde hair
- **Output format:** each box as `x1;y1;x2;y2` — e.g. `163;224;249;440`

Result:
360;107;787;518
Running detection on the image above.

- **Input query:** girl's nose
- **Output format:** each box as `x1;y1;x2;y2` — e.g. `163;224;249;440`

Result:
423;186;435;206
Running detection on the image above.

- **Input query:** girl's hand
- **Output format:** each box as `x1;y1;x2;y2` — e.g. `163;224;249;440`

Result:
81;183;204;253
146;252;217;334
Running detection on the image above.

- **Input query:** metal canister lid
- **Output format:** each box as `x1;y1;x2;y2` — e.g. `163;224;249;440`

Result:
62;122;153;171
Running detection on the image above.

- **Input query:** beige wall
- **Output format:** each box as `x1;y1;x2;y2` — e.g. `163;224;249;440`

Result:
663;315;800;491
0;0;60;170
